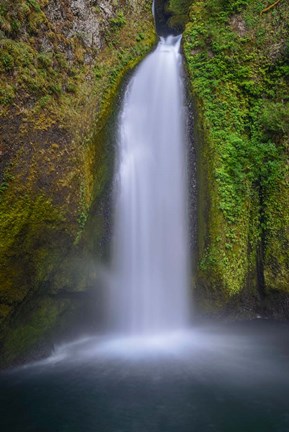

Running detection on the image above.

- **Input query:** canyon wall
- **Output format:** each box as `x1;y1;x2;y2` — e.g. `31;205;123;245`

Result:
0;0;155;366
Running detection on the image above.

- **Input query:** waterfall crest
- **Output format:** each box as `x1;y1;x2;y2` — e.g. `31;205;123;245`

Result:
111;35;190;335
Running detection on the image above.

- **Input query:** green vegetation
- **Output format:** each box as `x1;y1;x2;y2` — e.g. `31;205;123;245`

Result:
3;298;65;366
110;11;126;29
154;0;194;33
165;0;194;32
183;0;289;305
0;0;156;366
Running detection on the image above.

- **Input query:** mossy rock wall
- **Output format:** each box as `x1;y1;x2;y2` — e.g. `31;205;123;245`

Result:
0;0;156;366
154;0;194;34
182;0;289;315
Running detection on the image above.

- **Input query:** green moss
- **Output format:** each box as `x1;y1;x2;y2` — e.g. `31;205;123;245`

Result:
155;0;193;33
109;11;126;29
0;82;15;105
2;297;69;366
0;0;156;366
184;0;289;301
0;189;67;302
166;0;194;15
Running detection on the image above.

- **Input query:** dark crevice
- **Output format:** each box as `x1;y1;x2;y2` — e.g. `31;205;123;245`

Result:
154;0;191;36
256;180;266;299
154;0;173;36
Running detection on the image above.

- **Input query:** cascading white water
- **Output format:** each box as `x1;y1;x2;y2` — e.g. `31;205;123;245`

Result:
111;35;190;335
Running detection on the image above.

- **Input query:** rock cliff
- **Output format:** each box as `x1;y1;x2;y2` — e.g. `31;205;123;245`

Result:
182;0;289;318
0;0;155;366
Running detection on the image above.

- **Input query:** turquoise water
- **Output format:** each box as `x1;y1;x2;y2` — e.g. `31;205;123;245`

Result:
1;321;289;432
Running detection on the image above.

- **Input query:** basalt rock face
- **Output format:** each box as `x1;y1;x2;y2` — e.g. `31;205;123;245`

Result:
0;0;155;367
154;0;193;35
46;0;103;52
182;0;289;319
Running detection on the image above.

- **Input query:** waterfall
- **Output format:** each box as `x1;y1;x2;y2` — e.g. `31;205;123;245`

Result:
110;35;190;335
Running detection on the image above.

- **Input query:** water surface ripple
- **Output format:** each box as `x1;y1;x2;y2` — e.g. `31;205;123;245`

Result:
1;321;289;432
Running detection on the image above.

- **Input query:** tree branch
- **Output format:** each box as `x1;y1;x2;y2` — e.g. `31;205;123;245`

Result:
260;0;281;15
